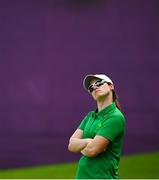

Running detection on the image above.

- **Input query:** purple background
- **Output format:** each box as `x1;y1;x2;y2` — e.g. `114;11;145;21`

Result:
0;0;159;168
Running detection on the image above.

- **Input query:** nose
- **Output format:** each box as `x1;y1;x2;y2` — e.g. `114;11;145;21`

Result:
93;84;99;90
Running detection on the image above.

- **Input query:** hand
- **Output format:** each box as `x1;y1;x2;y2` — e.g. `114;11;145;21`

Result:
85;138;93;144
81;140;92;156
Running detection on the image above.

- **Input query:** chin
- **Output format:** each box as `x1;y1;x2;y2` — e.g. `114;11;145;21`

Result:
94;94;105;101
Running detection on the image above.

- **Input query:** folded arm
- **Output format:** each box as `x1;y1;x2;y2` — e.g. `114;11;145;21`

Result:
68;129;93;152
81;135;110;157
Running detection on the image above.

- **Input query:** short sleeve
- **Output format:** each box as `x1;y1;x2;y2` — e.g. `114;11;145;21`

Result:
78;112;92;130
96;116;125;142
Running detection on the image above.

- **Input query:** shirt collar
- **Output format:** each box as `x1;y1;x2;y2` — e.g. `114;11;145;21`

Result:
94;102;116;117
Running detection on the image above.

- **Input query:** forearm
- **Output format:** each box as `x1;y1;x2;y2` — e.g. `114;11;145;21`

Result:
81;144;95;157
68;138;92;152
81;135;109;157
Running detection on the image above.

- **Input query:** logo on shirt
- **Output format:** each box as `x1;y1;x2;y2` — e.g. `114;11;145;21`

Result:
97;122;102;128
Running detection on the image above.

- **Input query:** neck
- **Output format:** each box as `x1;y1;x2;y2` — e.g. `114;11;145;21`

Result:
97;96;113;112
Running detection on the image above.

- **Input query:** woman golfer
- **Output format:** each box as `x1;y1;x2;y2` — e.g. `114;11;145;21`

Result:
68;74;126;179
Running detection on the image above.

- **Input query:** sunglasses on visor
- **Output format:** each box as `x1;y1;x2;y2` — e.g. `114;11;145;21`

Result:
88;79;106;93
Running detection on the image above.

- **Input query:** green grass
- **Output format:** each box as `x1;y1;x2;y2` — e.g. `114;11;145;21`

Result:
119;151;159;179
0;151;159;179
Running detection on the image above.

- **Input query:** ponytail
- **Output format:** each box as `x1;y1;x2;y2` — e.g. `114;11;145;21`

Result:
107;82;121;110
112;90;121;110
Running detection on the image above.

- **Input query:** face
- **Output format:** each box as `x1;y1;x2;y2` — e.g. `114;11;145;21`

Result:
88;78;114;101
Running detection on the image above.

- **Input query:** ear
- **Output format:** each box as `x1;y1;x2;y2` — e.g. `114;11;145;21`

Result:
109;84;114;90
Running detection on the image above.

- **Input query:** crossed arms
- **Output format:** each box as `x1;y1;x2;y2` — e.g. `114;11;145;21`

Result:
68;129;110;157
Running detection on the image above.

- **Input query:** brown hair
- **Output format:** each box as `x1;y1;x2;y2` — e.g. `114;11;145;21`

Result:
112;90;121;110
107;82;121;110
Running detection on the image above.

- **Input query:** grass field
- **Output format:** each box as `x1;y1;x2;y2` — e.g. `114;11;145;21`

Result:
0;151;159;179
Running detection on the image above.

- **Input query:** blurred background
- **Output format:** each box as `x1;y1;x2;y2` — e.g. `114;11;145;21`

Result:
0;0;159;178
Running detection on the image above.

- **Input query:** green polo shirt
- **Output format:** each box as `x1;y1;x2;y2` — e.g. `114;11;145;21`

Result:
75;103;126;179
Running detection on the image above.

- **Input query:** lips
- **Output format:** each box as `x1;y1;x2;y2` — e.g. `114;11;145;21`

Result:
94;89;102;93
